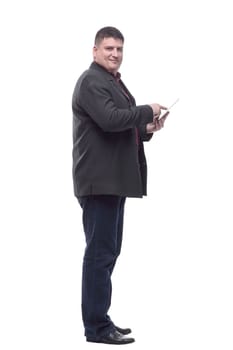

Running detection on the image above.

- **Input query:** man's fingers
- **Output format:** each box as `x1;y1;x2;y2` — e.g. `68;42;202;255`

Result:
159;105;168;110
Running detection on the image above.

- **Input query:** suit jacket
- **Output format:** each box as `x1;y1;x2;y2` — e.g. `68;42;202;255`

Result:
72;62;154;198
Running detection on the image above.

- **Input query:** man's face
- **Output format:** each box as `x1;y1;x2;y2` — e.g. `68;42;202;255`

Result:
93;37;123;75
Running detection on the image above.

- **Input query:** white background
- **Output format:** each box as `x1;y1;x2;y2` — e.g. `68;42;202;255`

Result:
0;0;233;349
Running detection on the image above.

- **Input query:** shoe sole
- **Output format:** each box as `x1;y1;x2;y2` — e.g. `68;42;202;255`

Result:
87;338;135;345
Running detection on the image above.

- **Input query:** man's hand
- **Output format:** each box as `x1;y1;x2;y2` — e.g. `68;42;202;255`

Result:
149;103;168;117
146;111;169;133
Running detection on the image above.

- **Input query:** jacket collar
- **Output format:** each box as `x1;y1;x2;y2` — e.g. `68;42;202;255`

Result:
89;61;120;81
89;61;134;105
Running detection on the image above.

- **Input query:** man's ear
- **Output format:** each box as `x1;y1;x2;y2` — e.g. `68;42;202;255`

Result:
93;46;97;59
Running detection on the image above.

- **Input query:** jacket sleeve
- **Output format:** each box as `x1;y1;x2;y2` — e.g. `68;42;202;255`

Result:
138;124;153;142
78;78;154;132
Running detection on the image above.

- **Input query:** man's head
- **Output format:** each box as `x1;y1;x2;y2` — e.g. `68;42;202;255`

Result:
93;26;124;76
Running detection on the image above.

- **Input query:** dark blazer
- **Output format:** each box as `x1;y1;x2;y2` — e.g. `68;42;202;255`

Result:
72;62;154;198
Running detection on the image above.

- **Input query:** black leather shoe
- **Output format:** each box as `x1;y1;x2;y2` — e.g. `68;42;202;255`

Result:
115;326;132;335
87;330;135;345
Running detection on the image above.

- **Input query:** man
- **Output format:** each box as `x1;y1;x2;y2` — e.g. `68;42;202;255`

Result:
72;26;168;345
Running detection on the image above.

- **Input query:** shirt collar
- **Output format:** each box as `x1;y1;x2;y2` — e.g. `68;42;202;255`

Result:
113;71;121;82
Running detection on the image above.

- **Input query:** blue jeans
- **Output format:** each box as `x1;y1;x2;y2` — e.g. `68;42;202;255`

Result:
78;195;126;339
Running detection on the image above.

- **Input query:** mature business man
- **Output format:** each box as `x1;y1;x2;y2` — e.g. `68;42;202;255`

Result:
72;26;168;345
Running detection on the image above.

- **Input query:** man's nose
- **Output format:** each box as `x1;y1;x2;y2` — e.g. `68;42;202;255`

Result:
112;48;118;57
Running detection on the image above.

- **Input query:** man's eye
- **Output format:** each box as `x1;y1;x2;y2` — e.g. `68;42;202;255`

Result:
105;47;123;52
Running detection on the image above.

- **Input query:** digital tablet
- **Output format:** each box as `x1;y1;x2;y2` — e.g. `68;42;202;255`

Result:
158;98;179;120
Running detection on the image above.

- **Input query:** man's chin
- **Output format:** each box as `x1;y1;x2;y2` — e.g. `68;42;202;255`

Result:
109;64;120;73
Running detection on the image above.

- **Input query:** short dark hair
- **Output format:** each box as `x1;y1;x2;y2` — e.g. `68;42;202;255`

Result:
94;26;124;46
